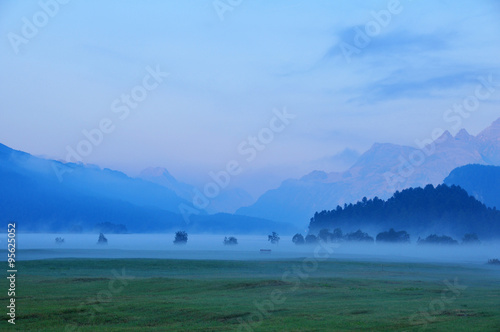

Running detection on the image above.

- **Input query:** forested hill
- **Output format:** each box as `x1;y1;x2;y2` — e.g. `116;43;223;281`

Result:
308;184;500;239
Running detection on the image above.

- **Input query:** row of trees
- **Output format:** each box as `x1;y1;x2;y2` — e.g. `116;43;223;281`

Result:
55;231;281;246
292;228;375;244
416;233;480;245
293;228;482;245
56;230;479;247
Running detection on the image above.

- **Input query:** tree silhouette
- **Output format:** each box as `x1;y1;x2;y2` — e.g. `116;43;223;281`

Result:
417;234;458;245
97;233;107;245
174;231;188;245
292;233;305;245
223;236;238;245
345;229;374;243
462;233;480;245
488;258;500;265
268;232;280;244
376;228;410;243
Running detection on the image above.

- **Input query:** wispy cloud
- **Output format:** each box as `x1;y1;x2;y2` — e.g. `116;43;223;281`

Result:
348;69;498;104
324;28;453;61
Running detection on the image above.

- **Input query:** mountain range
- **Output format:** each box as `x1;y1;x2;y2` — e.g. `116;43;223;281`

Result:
237;118;500;226
0;143;289;233
2;117;498;233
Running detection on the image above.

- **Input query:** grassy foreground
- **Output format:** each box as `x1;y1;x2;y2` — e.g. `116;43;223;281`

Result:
2;257;500;331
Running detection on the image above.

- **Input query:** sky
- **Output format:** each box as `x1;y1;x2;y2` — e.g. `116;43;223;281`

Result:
1;0;500;197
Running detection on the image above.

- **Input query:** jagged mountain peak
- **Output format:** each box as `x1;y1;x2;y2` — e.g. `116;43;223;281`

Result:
438;130;453;142
455;128;473;141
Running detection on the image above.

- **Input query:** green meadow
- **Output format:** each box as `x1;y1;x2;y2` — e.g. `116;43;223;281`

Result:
2;257;500;331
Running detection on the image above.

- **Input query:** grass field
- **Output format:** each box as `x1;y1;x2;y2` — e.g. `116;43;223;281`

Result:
2;257;500;331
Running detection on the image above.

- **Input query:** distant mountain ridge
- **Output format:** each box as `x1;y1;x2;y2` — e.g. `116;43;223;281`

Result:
0;143;290;233
237;117;500;226
444;164;500;209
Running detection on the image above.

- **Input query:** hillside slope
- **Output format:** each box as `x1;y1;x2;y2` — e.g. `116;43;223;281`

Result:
444;164;500;209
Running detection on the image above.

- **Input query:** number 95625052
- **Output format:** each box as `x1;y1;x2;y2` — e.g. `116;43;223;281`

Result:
8;223;16;266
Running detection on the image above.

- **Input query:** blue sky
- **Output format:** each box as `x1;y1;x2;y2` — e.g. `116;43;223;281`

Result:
1;0;500;197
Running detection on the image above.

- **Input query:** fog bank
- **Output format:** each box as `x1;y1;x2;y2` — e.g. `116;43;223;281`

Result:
3;233;500;264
